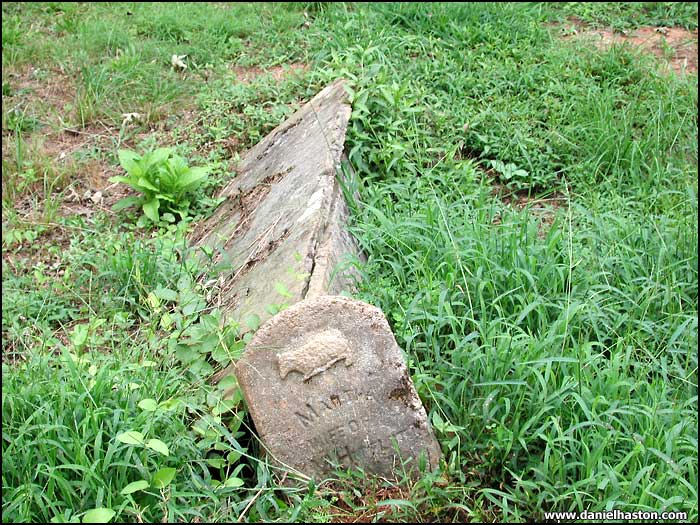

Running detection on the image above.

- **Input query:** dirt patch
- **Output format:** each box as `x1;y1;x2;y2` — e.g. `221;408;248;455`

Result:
45;126;129;211
320;478;466;523
229;62;308;83
2;221;73;273
4;64;75;116
40;128;122;201
495;185;567;211
491;183;568;236
556;20;698;75
3;64;129;215
2;130;124;215
43;124;113;160
324;483;411;523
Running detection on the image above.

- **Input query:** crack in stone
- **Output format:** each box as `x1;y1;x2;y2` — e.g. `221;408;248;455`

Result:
221;170;289;251
301;170;339;300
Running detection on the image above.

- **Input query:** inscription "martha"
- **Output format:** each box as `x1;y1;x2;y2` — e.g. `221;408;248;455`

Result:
294;388;375;427
277;329;353;381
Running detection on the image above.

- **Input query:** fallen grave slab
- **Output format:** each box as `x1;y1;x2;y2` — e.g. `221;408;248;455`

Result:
190;78;360;331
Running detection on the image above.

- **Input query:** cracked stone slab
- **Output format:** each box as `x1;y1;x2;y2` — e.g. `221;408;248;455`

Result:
190;78;361;329
234;295;442;480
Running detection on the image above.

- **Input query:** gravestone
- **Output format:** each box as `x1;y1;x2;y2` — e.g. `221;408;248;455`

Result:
234;295;442;479
189;78;361;331
192;78;442;479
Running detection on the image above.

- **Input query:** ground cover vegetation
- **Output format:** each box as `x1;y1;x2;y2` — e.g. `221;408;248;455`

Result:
2;2;697;522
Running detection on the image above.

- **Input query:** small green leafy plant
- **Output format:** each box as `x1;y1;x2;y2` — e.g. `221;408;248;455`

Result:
110;148;209;225
487;158;531;189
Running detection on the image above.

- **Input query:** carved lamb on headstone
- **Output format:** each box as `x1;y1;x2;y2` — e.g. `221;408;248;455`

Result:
277;329;354;382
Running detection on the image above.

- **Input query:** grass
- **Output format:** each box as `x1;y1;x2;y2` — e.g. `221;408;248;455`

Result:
2;1;698;523
540;1;699;30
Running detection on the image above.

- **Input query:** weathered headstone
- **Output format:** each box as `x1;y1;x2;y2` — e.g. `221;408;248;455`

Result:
234;295;442;479
192;79;442;479
189;78;361;330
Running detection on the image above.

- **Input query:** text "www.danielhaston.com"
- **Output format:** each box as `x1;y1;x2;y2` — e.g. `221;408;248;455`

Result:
543;509;688;522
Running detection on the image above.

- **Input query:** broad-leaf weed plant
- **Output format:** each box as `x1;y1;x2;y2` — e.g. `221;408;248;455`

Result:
111;148;210;226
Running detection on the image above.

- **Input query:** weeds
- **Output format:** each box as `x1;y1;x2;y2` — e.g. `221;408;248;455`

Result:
2;2;697;523
542;1;699;31
1;343;249;523
110;148;210;225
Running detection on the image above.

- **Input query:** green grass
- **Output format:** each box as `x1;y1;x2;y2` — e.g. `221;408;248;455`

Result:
541;1;699;30
1;2;310;127
1;338;312;523
3;2;698;523
348;177;697;518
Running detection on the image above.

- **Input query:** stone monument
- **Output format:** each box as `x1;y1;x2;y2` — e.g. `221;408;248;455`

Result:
190;78;361;331
193;79;443;480
234;295;442;479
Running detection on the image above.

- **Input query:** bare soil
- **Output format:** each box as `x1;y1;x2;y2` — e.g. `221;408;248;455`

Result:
3;65;125;209
557;20;698;75
491;183;567;237
229;62;308;83
5;64;75;114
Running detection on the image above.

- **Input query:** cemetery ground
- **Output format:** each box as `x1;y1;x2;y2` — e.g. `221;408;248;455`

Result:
2;2;697;523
